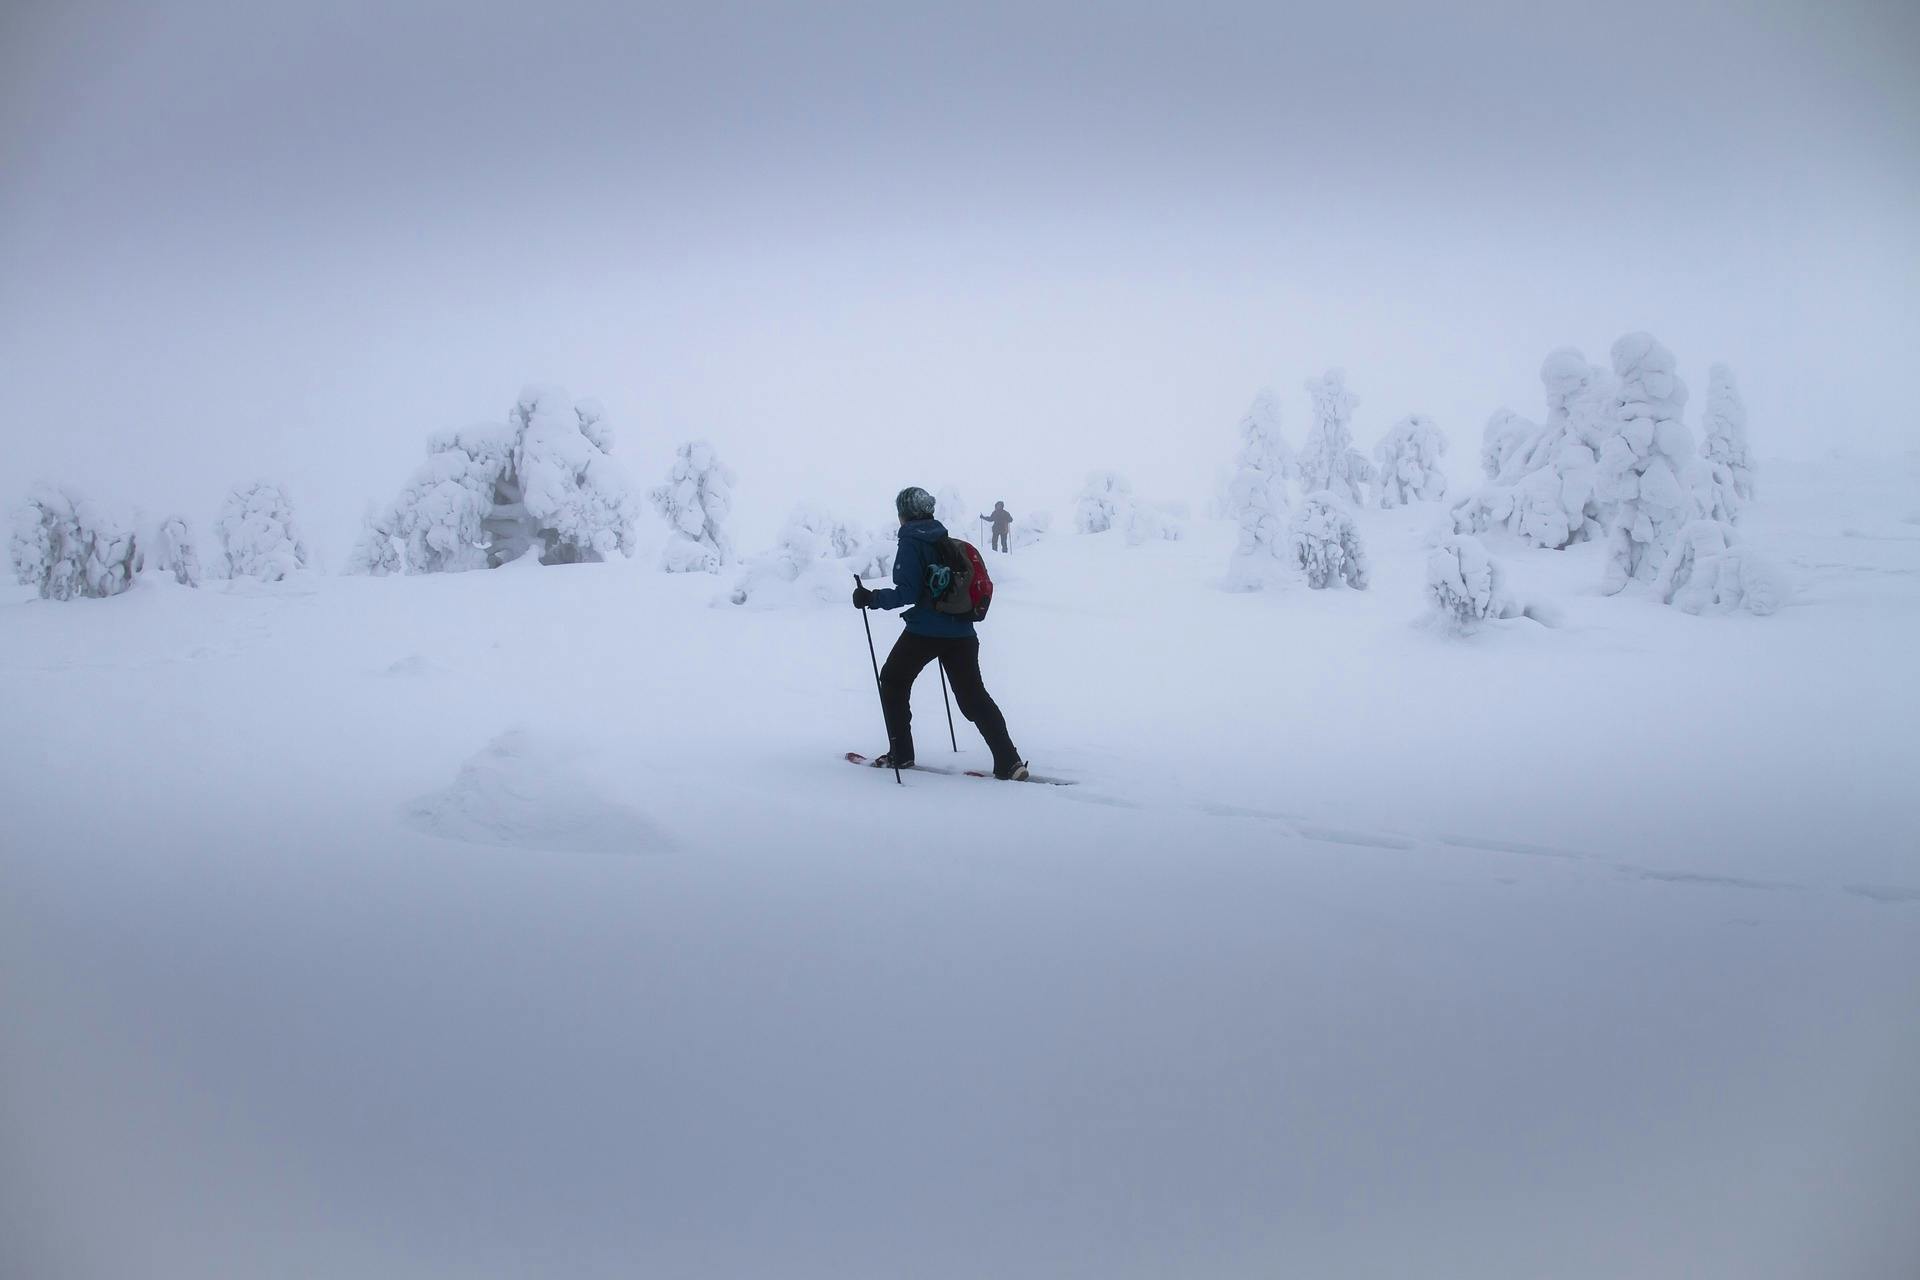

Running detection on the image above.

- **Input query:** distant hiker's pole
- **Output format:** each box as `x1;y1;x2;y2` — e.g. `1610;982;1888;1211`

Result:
855;574;901;785
980;515;986;548
937;664;958;752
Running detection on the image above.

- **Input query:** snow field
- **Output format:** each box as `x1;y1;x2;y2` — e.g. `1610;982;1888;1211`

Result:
2;457;1918;1277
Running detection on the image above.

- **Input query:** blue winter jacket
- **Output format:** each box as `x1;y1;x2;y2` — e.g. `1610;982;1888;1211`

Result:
869;518;975;638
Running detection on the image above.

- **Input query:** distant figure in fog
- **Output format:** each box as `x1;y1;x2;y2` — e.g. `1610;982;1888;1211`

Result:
981;501;1013;553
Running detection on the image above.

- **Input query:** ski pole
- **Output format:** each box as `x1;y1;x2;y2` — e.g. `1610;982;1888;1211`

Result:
937;663;958;752
855;574;901;785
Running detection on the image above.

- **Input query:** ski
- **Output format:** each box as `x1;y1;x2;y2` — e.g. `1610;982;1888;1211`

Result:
844;752;1077;786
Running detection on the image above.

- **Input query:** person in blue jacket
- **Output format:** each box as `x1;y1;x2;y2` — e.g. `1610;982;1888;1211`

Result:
852;486;1027;780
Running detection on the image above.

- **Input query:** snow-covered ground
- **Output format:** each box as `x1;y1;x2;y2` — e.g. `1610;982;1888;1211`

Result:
3;457;1917;1278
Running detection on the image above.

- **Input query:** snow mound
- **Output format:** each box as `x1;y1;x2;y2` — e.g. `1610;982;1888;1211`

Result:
406;730;667;855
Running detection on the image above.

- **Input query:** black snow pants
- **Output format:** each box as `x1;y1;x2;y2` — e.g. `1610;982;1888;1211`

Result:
879;631;1020;772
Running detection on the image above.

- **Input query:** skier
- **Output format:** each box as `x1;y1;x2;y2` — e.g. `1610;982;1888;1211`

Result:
853;486;1028;780
980;500;1013;553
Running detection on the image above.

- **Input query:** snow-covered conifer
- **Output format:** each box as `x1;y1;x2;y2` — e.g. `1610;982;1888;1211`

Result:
1451;348;1612;550
361;387;639;574
1480;409;1536;480
1697;363;1753;523
651;440;735;573
1224;390;1295;590
1011;510;1052;550
1653;519;1784;616
934;485;969;530
1237;390;1297;486
1425;534;1525;633
216;481;309;582
1372;415;1449;508
1595;332;1697;593
346;503;403;576
376;428;511;573
1290;491;1369;590
1076;471;1133;534
727;504;892;608
1125;501;1186;546
154;515;202;586
9;485;142;600
1297;370;1372;504
514;389;639;565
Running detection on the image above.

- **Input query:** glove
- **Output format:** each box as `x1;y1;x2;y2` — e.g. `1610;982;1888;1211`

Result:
852;585;874;608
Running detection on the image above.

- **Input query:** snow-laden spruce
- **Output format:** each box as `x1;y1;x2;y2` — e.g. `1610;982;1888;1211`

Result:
728;504;892;608
1237;389;1297;486
353;387;640;573
1126;501;1187;546
1451;347;1613;550
1595;332;1696;593
1290;491;1369;590
1653;519;1784;616
652;440;735;574
1479;409;1535;481
1697;363;1753;523
1076;470;1134;534
1297;370;1373;505
1425;534;1526;633
1011;509;1052;550
934;485;970;531
514;390;639;566
10;485;142;600
216;481;309;582
154;515;202;587
1372;414;1449;507
347;503;404;576
1224;389;1296;590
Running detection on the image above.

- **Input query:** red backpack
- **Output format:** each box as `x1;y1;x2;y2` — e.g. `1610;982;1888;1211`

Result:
927;537;993;621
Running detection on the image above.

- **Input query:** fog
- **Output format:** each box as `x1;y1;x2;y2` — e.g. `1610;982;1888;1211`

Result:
4;0;1917;553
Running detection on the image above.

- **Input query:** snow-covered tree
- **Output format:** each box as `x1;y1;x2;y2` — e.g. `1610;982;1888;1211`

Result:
727;504;892;608
1290;491;1369;590
346;503;403;576
9;485;142;600
1372;415;1449;507
934;485;969;530
1238;390;1297;486
651;440;735;573
154;515;202;587
1424;534;1526;633
1298;370;1372;504
377;428;510;573
513;389;640;566
1653;519;1784;616
1008;509;1050;550
216;480;309;582
359;387;639;574
1451;348;1613;550
1480;409;1536;480
1076;470;1133;534
1224;390;1296;590
1697;362;1753;523
1595;332;1697;593
1126;501;1187;546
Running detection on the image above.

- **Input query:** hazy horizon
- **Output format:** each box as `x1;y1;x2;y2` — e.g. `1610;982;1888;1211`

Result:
4;0;1917;554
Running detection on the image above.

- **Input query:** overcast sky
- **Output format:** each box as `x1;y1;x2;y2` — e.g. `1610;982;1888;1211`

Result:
3;0;1916;553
